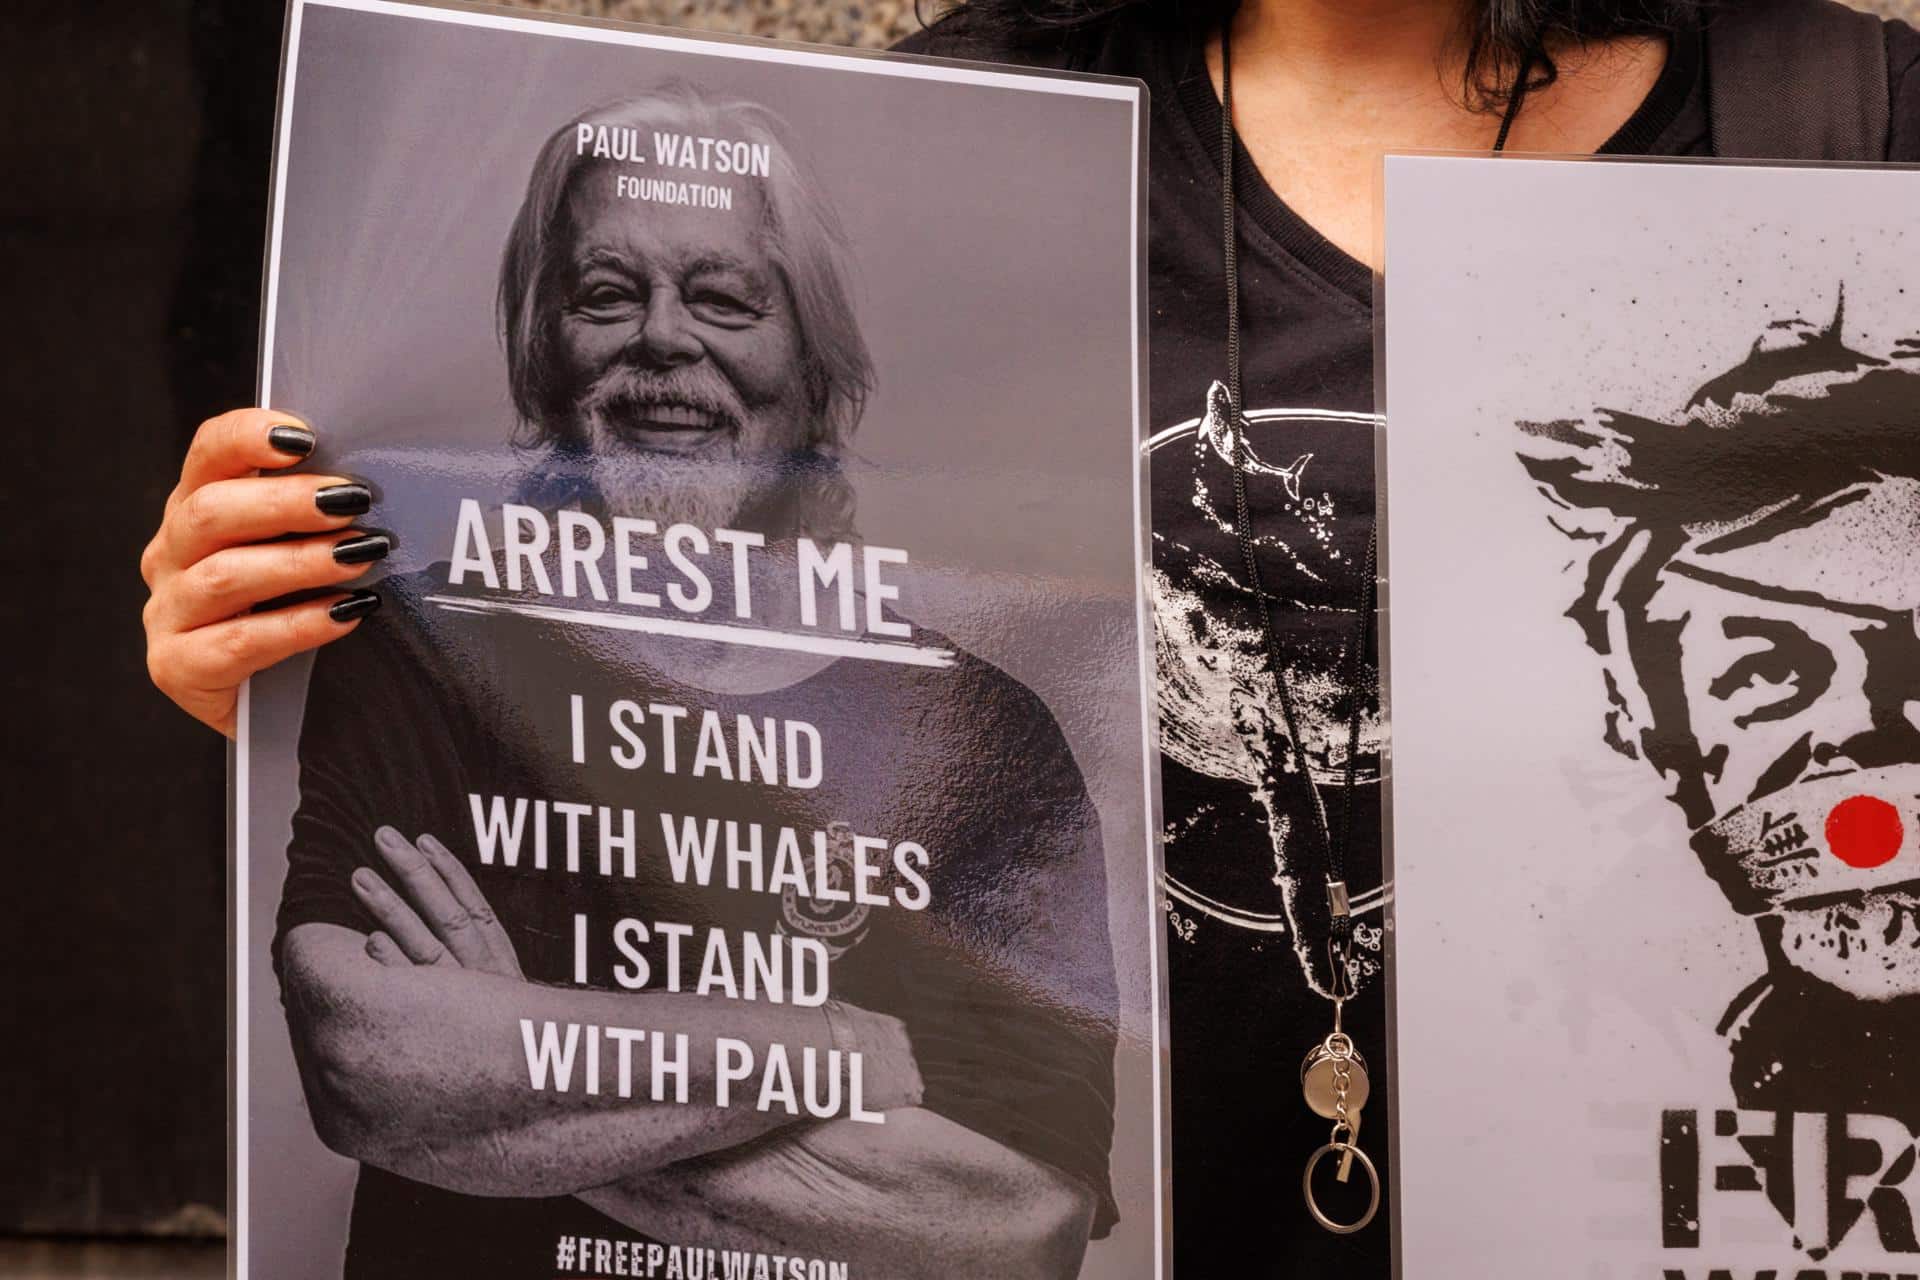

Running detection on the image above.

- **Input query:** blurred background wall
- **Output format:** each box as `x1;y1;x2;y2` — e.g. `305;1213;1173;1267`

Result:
1;0;1916;1273
517;0;919;45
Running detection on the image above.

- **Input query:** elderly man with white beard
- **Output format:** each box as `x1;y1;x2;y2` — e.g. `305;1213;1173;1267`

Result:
1519;304;1920;1153
272;85;1120;1280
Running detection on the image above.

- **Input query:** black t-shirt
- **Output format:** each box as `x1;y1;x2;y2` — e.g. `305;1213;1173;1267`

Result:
276;568;1120;1276
893;12;1920;1278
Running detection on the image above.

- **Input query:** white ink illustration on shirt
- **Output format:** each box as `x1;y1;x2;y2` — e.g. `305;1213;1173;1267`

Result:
1149;382;1388;998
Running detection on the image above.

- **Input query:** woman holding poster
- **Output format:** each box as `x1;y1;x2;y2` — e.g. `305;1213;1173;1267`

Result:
142;0;1920;1277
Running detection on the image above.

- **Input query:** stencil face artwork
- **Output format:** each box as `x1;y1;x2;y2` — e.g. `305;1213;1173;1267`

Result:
1149;382;1385;997
1519;293;1920;1061
1656;493;1920;1000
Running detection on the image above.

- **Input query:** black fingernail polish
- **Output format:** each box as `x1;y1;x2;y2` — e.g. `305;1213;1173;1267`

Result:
315;483;372;516
268;425;315;457
333;532;392;565
330;589;381;623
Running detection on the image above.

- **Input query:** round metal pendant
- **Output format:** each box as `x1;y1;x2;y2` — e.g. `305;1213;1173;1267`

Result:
1300;1044;1371;1119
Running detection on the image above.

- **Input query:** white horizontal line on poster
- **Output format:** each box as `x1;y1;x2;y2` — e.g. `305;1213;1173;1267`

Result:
307;0;1143;100
425;595;959;667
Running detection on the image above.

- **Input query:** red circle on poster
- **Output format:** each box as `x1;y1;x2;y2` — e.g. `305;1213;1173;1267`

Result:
1825;795;1904;870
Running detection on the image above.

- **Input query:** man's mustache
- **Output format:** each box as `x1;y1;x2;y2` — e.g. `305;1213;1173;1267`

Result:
1690;763;1919;914
578;367;745;435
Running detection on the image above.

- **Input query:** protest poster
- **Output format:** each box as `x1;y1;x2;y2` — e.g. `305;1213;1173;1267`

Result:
1380;154;1920;1277
236;4;1162;1276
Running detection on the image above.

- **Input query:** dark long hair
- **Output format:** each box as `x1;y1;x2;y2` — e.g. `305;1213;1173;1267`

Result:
922;0;1705;108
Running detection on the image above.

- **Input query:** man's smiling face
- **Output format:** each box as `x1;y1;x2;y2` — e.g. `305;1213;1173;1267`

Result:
1636;476;1920;998
552;170;810;521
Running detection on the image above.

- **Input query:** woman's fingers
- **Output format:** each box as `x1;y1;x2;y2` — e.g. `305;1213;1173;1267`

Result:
148;593;378;712
143;407;386;738
350;865;455;967
177;408;318;494
162;474;373;572
155;530;392;632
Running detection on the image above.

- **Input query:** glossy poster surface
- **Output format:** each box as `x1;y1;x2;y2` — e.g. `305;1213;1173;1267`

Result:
1381;155;1920;1278
236;5;1161;1277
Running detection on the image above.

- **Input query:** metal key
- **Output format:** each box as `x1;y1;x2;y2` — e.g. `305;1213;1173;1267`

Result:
1336;1105;1362;1181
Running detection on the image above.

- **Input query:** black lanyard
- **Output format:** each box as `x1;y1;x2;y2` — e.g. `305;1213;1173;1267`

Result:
1214;23;1540;1232
1217;23;1531;985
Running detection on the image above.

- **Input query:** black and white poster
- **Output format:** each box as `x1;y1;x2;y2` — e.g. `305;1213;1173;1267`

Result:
1381;155;1920;1277
235;4;1163;1277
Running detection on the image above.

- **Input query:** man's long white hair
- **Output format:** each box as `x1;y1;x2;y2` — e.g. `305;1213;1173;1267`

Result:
496;84;875;456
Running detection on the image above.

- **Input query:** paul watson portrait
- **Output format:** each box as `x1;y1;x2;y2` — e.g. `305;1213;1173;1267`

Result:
269;84;1120;1280
1518;296;1920;1244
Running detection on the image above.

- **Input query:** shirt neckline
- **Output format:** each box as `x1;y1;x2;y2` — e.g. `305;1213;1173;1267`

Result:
1154;18;1703;310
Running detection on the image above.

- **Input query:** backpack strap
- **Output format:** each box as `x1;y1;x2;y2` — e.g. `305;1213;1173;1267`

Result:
1707;0;1891;161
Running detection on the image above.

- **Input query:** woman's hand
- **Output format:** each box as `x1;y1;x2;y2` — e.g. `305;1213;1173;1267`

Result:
142;408;389;738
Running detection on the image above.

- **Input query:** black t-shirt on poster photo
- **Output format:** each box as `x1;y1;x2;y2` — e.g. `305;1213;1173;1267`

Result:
275;568;1121;1277
894;11;1920;1278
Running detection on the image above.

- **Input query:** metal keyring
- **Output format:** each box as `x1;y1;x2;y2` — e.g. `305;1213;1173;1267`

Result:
1303;1142;1381;1235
